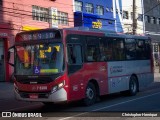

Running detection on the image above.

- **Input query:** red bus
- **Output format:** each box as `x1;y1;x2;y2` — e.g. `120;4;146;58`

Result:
9;27;154;106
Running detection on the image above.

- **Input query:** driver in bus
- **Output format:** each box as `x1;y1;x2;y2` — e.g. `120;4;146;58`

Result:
51;47;57;61
49;47;58;68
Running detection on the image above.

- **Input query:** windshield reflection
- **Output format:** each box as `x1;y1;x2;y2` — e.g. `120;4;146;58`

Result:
15;43;63;75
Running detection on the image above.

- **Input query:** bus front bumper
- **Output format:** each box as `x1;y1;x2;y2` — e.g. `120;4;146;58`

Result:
14;88;67;103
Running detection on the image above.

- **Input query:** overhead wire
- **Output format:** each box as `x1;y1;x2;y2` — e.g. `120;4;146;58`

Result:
1;1;159;32
0;6;128;31
136;2;160;20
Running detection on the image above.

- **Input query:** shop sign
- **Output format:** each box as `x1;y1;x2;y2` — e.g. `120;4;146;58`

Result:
92;20;102;29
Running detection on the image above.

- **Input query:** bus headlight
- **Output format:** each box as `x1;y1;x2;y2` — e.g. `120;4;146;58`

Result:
51;81;65;93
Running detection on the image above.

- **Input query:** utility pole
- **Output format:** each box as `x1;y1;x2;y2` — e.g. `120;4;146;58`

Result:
133;0;137;34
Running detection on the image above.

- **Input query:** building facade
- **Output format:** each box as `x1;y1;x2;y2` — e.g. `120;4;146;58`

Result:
1;0;158;81
144;0;160;42
73;0;123;32
143;0;160;67
116;0;144;34
0;0;73;81
73;0;144;34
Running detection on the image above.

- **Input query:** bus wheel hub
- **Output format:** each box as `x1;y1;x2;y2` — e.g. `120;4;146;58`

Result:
86;88;94;99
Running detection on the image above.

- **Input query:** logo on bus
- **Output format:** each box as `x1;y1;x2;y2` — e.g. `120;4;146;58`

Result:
110;66;123;74
32;86;47;91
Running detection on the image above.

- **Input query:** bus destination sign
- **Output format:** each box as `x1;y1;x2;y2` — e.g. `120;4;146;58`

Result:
21;32;55;41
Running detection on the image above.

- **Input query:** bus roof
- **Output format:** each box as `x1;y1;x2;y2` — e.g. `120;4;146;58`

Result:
15;27;150;42
64;27;150;40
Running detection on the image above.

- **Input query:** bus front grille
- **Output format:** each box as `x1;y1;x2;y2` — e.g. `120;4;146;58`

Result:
19;91;50;98
17;78;53;84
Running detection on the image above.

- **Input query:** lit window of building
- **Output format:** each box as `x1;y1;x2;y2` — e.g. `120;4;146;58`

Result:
138;14;143;21
32;5;49;22
123;11;128;19
57;11;68;25
150;17;156;24
145;15;150;23
97;5;104;15
85;3;94;13
75;1;83;12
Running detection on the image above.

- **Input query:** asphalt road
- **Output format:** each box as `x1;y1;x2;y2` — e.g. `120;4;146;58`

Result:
1;76;160;120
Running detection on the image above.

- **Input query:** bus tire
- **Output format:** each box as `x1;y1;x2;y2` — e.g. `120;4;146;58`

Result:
83;82;97;106
128;75;138;96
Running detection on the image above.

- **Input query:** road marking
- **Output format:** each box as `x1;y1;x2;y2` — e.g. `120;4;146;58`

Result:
59;91;160;120
92;91;160;111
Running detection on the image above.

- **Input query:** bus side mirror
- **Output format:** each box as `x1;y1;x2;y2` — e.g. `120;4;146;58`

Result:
8;46;15;67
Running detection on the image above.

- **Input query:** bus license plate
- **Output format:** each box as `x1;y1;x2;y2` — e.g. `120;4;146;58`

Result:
29;94;38;99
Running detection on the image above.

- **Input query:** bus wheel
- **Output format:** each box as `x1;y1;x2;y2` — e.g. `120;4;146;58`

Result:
83;82;96;106
129;76;138;96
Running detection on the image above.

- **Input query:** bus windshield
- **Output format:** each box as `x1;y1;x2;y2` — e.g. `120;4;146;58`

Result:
15;43;64;75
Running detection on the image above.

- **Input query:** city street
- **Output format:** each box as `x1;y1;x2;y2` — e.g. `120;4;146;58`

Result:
0;71;160;120
0;0;160;120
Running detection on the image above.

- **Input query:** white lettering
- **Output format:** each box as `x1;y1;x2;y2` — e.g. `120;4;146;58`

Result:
28;113;42;117
2;112;42;118
122;113;158;117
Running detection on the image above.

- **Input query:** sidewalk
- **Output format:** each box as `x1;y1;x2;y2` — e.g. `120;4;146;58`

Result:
154;67;160;82
0;82;14;100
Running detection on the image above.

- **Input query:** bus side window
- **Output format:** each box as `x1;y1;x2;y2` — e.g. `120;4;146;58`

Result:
145;40;151;59
112;39;125;61
99;43;106;61
86;45;101;62
67;44;82;65
86;37;101;62
125;39;136;60
136;40;145;59
100;38;111;61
